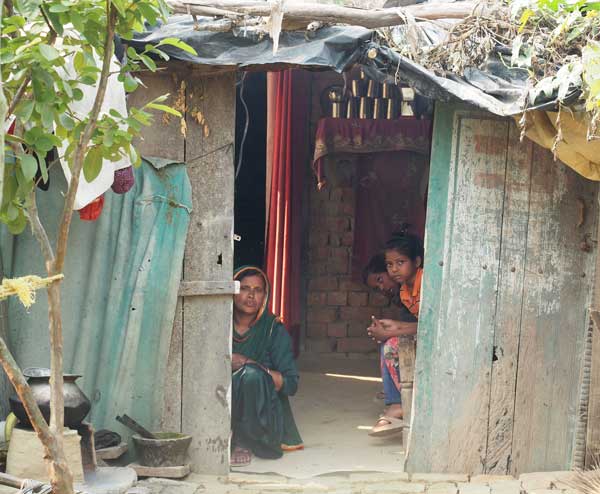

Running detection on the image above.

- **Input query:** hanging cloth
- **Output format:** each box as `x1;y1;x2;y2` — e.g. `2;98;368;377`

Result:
264;70;310;354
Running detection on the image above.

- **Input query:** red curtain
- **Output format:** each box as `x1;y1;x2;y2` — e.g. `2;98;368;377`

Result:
265;70;309;354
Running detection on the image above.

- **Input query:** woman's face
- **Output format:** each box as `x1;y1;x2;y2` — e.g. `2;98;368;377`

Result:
385;249;421;284
366;271;398;298
234;274;266;317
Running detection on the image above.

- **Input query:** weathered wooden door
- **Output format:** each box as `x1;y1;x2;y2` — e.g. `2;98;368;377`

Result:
130;69;236;475
406;103;598;475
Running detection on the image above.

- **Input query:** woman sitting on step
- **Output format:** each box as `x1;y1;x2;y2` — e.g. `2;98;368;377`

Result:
230;266;303;467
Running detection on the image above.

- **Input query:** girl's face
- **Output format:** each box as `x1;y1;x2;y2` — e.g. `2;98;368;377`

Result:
385;249;421;284
366;271;398;298
234;274;266;317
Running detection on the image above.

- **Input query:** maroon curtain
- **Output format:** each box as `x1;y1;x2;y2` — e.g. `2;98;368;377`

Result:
265;70;309;354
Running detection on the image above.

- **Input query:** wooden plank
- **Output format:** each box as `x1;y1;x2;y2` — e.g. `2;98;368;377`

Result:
586;222;600;468
406;102;457;471
181;72;236;475
407;103;509;473
484;123;533;474
127;71;185;162
178;280;239;297
511;145;597;474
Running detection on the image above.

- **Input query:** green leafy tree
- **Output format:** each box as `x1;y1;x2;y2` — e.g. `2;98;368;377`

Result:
1;1;195;492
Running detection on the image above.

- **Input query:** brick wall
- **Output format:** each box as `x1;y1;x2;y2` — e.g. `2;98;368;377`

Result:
304;179;399;356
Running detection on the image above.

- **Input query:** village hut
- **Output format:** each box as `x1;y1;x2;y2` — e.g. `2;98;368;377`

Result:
2;0;600;479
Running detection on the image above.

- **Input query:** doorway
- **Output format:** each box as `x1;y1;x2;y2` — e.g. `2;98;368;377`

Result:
232;67;433;477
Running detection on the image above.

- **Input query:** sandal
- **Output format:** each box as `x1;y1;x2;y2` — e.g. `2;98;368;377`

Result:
231;446;252;467
369;415;407;437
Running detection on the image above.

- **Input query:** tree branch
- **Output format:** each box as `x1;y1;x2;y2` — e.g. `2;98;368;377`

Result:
166;0;489;29
53;4;116;273
26;189;56;268
7;75;30;117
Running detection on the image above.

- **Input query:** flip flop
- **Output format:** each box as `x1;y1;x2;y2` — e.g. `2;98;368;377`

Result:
231;446;252;467
369;415;407;437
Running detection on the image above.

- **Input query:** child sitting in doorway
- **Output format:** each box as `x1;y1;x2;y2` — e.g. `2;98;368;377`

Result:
364;234;423;436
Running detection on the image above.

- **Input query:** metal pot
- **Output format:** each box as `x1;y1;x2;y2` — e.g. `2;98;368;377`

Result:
133;433;192;467
9;367;91;429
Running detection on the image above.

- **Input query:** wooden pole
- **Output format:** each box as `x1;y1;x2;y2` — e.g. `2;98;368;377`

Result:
167;0;489;29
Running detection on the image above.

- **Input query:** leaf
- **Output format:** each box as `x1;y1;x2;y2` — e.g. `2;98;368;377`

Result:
146;103;182;117
519;8;535;32
19;154;38;182
7;212;27;235
83;146;104;182
158;37;198;56
123;73;139;92
139;54;157;71
59;113;75;130
15;99;34;121
36;151;49;184
130;146;142;167
49;3;70;12
39;44;60;61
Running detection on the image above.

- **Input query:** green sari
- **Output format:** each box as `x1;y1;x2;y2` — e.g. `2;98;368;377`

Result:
232;266;303;459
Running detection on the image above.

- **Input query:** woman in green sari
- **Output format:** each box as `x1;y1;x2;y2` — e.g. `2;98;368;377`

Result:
231;266;303;466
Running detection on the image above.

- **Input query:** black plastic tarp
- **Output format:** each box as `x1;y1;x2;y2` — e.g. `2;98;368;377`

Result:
125;15;562;117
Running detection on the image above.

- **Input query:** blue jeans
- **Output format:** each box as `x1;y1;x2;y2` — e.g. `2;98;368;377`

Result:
381;343;401;406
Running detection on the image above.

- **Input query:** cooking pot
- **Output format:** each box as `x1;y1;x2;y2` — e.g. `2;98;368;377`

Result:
9;367;91;429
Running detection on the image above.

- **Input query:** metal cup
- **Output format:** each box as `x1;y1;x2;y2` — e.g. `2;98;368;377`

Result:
359;97;372;119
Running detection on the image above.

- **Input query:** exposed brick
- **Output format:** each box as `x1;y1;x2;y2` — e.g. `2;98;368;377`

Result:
305;338;337;353
307;307;338;324
308;232;329;247
412;474;469;483
340;306;377;322
308;261;328;276
328;256;349;275
341;231;354;246
341;202;355;215
348;320;370;337
327;291;348;306
337;337;378;353
327;322;348;338
308;276;338;291
307;292;327;306
327;217;351;233
519;473;553;490
369;291;391;307
307;323;328;339
471;476;515;485
339;277;366;292
348;292;368;307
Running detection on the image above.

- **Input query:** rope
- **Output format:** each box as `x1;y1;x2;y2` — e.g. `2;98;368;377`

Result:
0;274;64;308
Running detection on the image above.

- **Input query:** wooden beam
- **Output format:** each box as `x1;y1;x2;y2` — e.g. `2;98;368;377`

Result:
178;280;239;297
167;0;488;29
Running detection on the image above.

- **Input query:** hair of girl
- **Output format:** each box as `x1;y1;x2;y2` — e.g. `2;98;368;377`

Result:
362;254;387;285
384;233;424;262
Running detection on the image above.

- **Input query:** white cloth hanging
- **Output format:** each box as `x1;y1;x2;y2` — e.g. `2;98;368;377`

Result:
57;51;131;210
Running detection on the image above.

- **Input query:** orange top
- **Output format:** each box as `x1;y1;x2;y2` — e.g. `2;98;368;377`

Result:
400;267;423;318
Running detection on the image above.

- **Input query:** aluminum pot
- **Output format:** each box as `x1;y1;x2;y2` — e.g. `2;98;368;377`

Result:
9;367;91;429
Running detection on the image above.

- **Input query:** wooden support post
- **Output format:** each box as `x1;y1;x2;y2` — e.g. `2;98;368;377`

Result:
397;335;416;448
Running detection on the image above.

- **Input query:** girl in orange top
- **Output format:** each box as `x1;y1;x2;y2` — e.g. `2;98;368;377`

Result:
368;234;423;436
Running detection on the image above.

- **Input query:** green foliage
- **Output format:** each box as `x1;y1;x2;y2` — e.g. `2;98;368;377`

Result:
510;0;600;126
2;0;197;234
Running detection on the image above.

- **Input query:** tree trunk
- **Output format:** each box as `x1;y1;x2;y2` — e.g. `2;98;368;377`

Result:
0;337;74;494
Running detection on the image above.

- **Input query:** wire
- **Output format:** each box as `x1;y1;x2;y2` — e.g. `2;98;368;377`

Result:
235;72;250;181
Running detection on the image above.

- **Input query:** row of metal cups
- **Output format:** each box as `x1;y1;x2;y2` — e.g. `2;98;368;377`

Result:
332;97;414;119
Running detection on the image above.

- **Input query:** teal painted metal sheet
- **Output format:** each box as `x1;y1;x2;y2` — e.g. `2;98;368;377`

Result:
0;158;191;442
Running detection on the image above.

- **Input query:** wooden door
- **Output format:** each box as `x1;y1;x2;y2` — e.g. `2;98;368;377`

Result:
406;103;598;475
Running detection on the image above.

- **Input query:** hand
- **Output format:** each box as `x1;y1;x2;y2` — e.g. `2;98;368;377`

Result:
269;370;284;392
367;317;388;343
232;353;254;371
